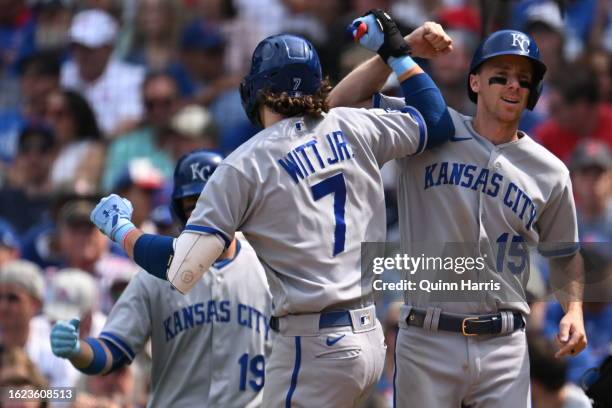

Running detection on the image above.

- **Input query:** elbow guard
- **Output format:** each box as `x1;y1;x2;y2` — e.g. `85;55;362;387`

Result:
167;231;224;293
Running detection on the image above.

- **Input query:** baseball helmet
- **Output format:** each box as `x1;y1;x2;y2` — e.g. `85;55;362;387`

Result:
240;34;322;127
171;149;223;224
467;30;547;110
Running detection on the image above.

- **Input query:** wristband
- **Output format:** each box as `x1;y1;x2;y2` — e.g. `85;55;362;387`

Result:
112;219;136;244
388;55;417;77
81;338;108;375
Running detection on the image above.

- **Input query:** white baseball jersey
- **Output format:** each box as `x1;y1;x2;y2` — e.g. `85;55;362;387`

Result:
375;94;579;315
99;238;272;408
187;106;427;316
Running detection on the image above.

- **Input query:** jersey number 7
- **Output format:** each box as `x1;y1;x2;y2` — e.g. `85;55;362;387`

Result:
311;173;347;256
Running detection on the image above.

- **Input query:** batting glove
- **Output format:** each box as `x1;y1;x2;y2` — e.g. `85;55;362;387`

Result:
350;9;414;75
50;318;81;358
90;194;136;245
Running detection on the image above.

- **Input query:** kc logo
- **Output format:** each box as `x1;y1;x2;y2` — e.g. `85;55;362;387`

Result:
511;33;530;53
190;163;212;181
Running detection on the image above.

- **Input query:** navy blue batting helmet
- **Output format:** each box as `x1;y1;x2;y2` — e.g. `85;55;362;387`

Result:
171;149;223;224
240;34;322;127
467;30;547;110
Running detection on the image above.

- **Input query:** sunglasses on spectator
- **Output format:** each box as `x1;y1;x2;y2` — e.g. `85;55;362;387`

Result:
0;293;21;303
19;140;51;154
145;97;174;109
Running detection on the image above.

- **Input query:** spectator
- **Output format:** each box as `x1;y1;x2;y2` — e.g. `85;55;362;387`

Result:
112;158;165;232
61;9;144;137
178;18;254;152
19;186;101;270
0;0;32;76
0;347;48;408
23;0;74;57
0;51;60;162
579;48;611;103
534;65;612;163
44;268;106;338
55;197;136;313
0;124;55;234
0;260;75;388
44;89;105;188
0;218;20;266
161;104;218;161
570;140;612;242
79;365;138;408
125;0;184;72
529;333;592;408
101;72;180;191
41;268;109;390
56;197;116;272
521;1;568;131
428;29;477;115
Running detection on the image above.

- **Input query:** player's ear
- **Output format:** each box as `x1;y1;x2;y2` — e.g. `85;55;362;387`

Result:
469;73;480;95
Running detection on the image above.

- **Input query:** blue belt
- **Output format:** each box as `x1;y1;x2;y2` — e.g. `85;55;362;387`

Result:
270;310;352;332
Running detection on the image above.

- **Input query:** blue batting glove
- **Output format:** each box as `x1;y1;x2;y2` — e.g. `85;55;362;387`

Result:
50;318;81;358
90;194;136;244
349;14;384;52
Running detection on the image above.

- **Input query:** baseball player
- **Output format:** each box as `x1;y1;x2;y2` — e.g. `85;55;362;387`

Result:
90;15;455;406
332;23;588;407
50;149;272;408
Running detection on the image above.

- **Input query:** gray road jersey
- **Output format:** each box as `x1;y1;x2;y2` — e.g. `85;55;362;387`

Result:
376;94;579;315
100;238;272;408
187;106;427;316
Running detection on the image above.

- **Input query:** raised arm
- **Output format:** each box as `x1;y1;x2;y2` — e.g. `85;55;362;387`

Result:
328;21;453;108
340;10;454;148
90;194;175;281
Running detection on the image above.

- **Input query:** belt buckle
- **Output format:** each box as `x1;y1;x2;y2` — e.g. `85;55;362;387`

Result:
461;317;479;336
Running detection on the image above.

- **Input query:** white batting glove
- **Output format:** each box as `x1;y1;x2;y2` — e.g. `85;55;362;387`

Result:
90;194;136;244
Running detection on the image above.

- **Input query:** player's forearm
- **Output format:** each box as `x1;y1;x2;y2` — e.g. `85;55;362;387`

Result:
550;252;585;313
69;338;114;375
328;56;391;108
122;229;144;259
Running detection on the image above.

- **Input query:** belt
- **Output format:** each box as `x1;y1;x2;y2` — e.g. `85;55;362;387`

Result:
405;308;525;336
270;310;353;332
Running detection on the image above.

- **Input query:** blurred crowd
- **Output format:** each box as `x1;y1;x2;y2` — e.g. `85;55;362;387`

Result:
0;0;610;407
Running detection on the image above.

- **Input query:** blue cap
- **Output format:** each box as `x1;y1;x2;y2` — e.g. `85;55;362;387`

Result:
180;19;224;51
0;218;19;250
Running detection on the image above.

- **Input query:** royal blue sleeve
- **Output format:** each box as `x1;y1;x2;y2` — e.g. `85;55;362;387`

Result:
400;73;454;148
133;234;175;280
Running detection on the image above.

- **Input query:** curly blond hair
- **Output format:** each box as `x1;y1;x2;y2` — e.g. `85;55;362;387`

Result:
258;79;333;120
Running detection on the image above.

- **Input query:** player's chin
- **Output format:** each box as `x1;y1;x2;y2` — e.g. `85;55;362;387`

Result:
497;102;524;121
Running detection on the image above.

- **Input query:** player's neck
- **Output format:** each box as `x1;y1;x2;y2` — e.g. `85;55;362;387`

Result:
261;107;287;128
473;111;520;145
218;238;237;261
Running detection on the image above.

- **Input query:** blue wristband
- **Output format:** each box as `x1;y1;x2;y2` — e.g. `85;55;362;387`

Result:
81;338;108;375
112;220;136;245
388;56;417;77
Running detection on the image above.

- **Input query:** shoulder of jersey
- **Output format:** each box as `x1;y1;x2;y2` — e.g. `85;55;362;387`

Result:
522;132;570;175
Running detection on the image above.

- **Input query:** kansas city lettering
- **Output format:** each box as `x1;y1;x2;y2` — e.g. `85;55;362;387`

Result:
278;130;354;184
424;161;537;230
163;300;270;341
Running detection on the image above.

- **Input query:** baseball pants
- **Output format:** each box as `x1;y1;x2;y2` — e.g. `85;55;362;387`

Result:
394;312;530;407
262;309;386;407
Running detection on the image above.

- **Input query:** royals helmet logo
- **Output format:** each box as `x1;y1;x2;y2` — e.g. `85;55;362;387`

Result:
510;33;530;53
190;163;213;182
